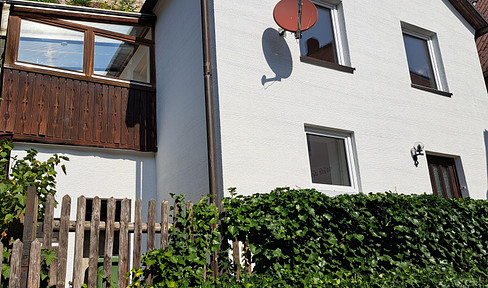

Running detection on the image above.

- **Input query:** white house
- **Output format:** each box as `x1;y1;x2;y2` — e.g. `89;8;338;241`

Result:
1;0;488;284
4;0;488;206
145;0;488;203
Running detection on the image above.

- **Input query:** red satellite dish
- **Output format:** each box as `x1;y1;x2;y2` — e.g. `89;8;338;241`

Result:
273;0;318;38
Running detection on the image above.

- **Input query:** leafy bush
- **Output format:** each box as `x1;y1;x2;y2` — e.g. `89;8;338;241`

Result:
0;140;68;285
220;187;488;287
129;194;220;288
132;187;488;287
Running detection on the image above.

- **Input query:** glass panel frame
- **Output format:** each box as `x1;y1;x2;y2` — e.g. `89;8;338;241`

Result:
402;32;437;89
18;19;85;72
305;128;359;193
300;4;337;63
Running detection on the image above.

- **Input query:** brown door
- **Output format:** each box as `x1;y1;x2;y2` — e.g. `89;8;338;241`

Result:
427;155;461;199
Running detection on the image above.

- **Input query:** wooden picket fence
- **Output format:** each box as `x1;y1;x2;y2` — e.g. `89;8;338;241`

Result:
0;187;252;288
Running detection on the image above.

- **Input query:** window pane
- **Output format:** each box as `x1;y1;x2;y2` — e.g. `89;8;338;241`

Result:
403;33;436;89
307;134;351;186
18;20;84;71
432;165;445;198
300;6;337;63
66;20;151;39
94;35;151;83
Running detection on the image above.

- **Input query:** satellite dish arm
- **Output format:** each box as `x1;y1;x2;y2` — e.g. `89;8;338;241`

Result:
295;0;303;39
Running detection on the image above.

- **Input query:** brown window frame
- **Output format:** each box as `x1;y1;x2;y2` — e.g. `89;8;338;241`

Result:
5;9;155;89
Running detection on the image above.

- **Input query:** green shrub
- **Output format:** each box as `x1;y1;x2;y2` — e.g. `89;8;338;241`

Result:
133;187;488;287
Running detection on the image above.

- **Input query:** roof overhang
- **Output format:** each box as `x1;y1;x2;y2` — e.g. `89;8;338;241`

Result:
448;0;488;38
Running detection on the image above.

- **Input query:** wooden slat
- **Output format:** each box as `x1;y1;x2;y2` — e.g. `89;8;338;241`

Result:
106;84;113;144
87;82;96;143
78;80;88;141
87;197;101;288
117;198;130;288
46;76;57;138
0;69;12;132
57;195;71;288
132;198;142;271
101;84;109;143
139;90;147;150
38;75;49;136
28;239;41;288
161;201;169;249
9;239;23;288
43;194;55;248
120;88;129;148
56;77;67;138
48;248;58;288
26;72;38;135
72;196;86;288
13;71;26;135
20;186;38;288
102;197;116;288
5;69;19;132
114;86;122;144
147;199;156;251
233;238;240;280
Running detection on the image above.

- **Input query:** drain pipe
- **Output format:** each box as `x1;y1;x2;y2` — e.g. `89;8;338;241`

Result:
201;0;219;278
200;0;218;206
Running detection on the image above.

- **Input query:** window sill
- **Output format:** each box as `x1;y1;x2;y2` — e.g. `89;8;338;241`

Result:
300;56;355;74
411;84;452;97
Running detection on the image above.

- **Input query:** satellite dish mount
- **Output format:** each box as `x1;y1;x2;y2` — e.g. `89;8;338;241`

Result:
273;0;318;39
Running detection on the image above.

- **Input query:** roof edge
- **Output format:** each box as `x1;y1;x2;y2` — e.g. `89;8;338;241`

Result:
5;0;155;19
448;0;488;38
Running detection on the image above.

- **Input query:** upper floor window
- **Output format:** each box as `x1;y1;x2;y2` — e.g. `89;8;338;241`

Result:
7;14;154;87
401;23;450;95
299;1;353;73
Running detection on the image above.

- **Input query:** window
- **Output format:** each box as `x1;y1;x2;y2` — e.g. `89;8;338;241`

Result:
299;1;353;72
427;155;462;199
401;23;449;95
305;127;359;192
8;15;153;86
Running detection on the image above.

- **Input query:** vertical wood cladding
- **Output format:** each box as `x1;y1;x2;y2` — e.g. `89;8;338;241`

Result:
0;68;157;151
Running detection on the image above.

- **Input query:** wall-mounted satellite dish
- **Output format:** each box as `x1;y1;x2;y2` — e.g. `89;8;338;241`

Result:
273;0;318;39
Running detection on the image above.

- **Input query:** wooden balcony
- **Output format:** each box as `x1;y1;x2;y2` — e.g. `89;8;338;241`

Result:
0;67;157;151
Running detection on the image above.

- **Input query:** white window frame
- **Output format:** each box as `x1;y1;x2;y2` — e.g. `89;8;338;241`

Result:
303;0;351;67
305;126;360;194
401;22;449;92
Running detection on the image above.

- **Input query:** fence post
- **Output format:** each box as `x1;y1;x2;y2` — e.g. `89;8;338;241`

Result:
20;186;38;288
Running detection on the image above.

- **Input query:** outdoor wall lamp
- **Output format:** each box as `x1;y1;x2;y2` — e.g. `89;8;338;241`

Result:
410;142;424;167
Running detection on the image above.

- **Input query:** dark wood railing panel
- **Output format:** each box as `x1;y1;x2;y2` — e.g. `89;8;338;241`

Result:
0;67;156;151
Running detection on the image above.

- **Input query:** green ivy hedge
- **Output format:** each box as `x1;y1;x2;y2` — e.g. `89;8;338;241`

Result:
135;188;488;287
219;188;488;287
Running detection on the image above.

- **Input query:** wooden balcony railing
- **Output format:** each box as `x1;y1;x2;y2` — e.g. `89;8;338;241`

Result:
0;67;156;151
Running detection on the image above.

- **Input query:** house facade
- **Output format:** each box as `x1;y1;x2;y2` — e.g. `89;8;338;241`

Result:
1;0;487;283
149;0;488;202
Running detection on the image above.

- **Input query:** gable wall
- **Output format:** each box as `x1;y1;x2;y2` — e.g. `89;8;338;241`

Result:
212;0;488;197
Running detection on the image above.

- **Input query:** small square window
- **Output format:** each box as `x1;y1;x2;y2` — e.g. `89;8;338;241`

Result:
305;127;359;192
401;23;449;94
299;1;352;71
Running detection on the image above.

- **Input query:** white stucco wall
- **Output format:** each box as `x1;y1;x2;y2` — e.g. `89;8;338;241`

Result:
212;0;488;198
153;0;211;204
11;142;156;283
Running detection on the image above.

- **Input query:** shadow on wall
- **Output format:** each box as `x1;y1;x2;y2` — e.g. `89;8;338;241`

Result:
485;130;488;198
261;28;293;88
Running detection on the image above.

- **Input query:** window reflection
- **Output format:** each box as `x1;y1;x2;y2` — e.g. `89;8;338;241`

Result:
66;20;151;39
403;33;436;89
307;134;351;186
94;35;150;83
18;20;84;71
300;6;337;63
